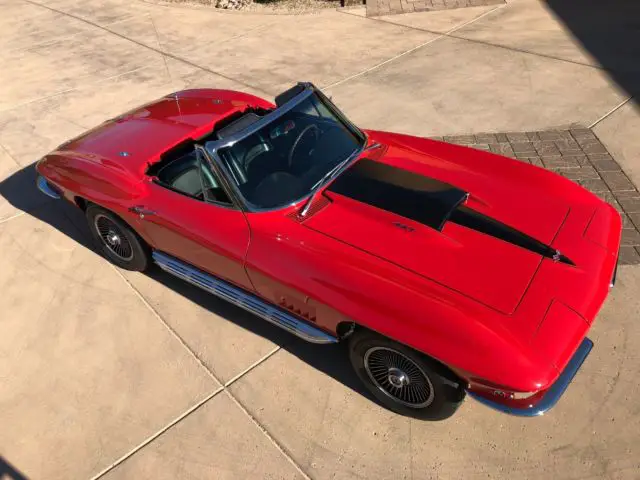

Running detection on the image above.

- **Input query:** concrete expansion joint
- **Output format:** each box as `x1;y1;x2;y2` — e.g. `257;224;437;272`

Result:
325;3;505;90
93;265;308;480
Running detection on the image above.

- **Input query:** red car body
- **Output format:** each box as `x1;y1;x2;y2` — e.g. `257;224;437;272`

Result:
36;86;621;416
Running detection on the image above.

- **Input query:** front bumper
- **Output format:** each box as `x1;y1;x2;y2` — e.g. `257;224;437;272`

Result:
468;337;593;417
36;175;61;199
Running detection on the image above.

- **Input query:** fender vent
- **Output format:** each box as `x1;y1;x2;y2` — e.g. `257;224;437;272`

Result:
278;296;317;322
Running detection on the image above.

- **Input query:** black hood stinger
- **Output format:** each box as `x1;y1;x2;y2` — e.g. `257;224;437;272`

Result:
327;158;574;265
327;158;468;231
450;207;574;266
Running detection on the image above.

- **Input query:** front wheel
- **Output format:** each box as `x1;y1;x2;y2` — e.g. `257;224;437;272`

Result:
86;205;149;271
349;330;466;420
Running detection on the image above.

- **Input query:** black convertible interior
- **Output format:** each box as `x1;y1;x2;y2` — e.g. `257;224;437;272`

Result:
147;89;364;209
218;118;351;208
148;143;232;204
215;93;363;209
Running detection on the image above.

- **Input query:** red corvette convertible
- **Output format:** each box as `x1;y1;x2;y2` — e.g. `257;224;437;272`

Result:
36;83;621;419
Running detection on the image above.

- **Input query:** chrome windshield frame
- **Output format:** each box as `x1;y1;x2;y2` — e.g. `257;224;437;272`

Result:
203;84;367;214
205;87;315;153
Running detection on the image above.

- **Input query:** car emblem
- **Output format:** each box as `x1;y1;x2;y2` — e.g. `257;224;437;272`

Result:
393;222;415;232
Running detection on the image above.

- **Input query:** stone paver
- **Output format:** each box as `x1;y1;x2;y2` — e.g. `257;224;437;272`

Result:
1;0;640;478
594;102;640;197
437;128;640;263
367;0;503;18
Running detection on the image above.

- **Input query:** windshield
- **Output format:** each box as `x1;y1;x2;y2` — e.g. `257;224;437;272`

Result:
213;92;365;210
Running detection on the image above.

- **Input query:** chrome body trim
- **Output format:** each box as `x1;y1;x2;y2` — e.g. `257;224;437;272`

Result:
203;83;368;214
364;142;383;152
205;88;315;152
208;142;366;214
468;337;593;417
299;141;382;218
36;176;61;199
152;251;338;344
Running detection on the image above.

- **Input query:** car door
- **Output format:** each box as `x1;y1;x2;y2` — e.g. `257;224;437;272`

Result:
133;146;253;291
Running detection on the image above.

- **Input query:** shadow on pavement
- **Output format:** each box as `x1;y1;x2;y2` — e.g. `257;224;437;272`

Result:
546;0;640;105
0;163;370;401
0;456;29;480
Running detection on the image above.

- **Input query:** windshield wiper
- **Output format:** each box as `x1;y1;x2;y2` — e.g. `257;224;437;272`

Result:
300;142;381;217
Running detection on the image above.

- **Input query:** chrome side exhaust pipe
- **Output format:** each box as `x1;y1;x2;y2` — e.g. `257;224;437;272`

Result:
152;251;338;344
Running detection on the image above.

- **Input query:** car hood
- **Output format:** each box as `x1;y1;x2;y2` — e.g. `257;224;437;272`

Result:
302;132;583;315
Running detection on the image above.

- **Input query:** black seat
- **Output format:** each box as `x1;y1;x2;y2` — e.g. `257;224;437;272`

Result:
157;153;201;196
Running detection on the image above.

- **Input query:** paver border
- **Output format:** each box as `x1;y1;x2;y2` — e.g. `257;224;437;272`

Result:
435;127;640;264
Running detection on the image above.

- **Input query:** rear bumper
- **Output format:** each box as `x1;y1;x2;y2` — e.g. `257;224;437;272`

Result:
468;337;593;417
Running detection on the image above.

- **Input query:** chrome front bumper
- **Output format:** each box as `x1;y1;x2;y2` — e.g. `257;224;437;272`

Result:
36;175;61;199
468;337;594;417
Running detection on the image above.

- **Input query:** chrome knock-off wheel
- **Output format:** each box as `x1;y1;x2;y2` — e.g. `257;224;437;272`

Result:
364;346;435;408
94;213;134;261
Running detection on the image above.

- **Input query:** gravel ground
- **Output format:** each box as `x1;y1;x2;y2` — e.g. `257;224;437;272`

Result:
164;0;339;14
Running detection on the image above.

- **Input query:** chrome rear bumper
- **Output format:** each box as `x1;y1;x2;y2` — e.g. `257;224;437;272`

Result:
468;337;593;417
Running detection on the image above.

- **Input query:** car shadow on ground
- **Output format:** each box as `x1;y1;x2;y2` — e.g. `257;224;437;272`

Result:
0;456;29;480
0;164;372;403
546;0;640;105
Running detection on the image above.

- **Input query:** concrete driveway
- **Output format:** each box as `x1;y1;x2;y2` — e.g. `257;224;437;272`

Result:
1;0;639;478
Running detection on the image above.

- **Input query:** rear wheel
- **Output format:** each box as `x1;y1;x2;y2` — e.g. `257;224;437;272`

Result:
349;330;466;420
86;205;149;271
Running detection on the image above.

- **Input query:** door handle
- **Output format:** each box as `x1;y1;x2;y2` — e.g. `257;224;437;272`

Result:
129;205;156;219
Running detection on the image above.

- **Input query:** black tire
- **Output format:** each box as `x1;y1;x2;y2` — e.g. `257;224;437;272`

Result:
349;329;466;420
86;205;149;271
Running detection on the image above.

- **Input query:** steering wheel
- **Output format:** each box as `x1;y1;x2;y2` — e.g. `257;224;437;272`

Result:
288;124;320;168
